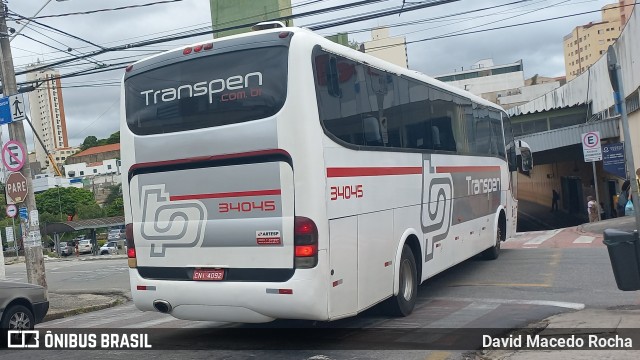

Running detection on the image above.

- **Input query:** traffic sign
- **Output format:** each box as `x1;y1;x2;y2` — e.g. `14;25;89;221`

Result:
582;131;602;162
9;94;26;122
5;172;29;204
2;140;26;172
0;94;26;124
19;206;28;221
6;204;17;218
5;227;14;244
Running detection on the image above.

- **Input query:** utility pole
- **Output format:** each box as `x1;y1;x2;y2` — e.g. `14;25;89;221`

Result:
0;1;47;293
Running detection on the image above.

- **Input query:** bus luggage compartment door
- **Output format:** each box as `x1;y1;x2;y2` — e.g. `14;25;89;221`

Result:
129;161;294;270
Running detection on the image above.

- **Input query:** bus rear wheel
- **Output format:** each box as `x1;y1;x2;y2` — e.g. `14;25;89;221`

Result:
482;225;502;260
384;244;417;317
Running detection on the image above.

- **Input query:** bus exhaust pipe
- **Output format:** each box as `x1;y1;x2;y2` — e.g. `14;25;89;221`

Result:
153;300;172;313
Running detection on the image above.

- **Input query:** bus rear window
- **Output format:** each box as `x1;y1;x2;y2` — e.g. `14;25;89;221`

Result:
125;46;288;135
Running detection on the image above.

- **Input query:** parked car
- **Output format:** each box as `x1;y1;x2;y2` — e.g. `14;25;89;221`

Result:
0;281;49;333
59;241;72;256
77;239;92;254
100;241;119;255
107;229;125;241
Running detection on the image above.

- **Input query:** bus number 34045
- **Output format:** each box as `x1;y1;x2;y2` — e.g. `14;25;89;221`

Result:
219;201;276;213
330;185;363;201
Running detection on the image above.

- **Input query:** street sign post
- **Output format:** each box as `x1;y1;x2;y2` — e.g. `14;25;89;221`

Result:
582;131;602;221
5;171;29;204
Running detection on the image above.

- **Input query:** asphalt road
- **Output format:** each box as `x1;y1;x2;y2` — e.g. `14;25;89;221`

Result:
2;245;637;359
3;258;129;293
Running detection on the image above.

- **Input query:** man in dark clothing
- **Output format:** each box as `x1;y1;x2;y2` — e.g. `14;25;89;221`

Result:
551;189;560;212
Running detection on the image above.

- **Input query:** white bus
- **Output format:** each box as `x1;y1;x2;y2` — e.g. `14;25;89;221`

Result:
121;24;533;323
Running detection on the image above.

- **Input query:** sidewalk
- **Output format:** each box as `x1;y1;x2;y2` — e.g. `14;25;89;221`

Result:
45;290;131;322
4;253;127;266
482;308;640;359
484;202;640;358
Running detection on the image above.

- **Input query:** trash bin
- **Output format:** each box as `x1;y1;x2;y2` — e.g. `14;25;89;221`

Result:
603;229;640;291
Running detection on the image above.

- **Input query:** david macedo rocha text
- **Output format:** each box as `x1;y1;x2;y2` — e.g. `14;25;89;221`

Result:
483;334;633;349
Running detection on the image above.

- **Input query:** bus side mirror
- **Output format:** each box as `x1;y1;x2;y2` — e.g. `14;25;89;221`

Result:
363;116;382;145
520;148;533;172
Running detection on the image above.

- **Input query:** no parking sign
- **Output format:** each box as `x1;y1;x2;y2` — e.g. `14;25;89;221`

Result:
582;131;602;162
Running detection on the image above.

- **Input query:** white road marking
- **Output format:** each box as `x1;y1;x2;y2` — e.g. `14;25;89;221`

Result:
523;229;563;246
122;316;178;328
573;235;596;244
431;297;585;310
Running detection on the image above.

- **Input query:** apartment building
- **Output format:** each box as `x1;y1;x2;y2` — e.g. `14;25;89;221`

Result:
563;1;634;80
26;64;69;174
362;27;408;69
209;0;292;38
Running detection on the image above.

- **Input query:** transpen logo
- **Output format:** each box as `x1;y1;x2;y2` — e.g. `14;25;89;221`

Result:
138;185;207;257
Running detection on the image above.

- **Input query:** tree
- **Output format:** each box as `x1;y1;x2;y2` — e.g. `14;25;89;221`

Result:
35;187;97;219
106;131;120;144
103;184;124;217
80;136;99;151
105;197;124;217
76;203;104;220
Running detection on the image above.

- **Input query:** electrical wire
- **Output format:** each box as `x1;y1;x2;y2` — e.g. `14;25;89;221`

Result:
29;0;185;20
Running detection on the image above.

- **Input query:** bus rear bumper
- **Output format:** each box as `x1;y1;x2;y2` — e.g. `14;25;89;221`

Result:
129;268;328;323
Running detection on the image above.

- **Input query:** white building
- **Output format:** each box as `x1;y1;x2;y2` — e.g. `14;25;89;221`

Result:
363;27;408;69
64;159;121;179
32;174;82;193
26;64;70;174
434;59;525;104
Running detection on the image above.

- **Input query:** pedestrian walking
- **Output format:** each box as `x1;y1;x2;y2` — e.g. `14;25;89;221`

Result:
587;196;599;222
551;189;560;212
617;180;631;216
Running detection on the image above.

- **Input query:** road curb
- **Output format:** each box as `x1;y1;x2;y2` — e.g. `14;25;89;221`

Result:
43;295;128;323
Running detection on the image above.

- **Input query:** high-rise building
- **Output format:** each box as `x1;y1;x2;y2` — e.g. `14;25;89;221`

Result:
562;2;633;81
363;27;408;69
210;0;293;38
619;0;635;26
26;65;69;174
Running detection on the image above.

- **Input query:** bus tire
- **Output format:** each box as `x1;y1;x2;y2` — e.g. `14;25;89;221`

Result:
385;245;418;317
482;224;502;260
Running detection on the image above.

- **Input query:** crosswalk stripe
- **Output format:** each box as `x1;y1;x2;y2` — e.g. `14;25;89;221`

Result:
523;229;562;246
424;302;500;328
573;235;596;244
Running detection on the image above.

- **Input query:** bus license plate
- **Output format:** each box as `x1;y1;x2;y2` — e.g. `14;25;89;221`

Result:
193;269;225;281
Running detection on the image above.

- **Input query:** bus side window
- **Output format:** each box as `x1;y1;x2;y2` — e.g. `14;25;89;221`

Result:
326;57;342;98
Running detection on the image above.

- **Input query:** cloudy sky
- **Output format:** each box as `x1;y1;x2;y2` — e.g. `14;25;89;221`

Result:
2;0;621;151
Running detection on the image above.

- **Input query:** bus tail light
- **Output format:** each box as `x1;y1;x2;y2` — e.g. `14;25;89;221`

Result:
126;223;137;268
183;43;213;55
294;216;318;268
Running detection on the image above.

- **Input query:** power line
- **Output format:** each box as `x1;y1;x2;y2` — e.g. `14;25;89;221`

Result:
29;0;184;20
9;10;106;50
13;0;393;75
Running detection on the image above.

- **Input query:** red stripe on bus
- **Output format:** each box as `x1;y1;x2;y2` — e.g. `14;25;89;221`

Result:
129;149;291;172
436;166;501;173
170;189;281;201
327;167;422;177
